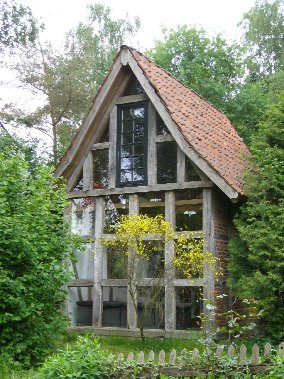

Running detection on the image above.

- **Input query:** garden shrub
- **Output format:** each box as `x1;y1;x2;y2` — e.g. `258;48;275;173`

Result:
0;134;78;364
228;93;284;341
37;335;117;379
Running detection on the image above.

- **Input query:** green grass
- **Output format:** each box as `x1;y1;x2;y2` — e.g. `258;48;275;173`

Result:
1;331;272;379
59;330;269;357
97;333;204;356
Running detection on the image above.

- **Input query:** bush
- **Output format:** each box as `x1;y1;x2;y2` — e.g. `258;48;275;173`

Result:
0;135;78;364
37;335;117;379
228;93;284;341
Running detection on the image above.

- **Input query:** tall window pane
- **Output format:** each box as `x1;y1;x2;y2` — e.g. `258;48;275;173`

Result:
93;149;109;189
117;103;147;186
157;142;177;184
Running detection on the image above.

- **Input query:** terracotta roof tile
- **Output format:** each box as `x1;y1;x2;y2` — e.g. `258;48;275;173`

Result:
130;48;250;195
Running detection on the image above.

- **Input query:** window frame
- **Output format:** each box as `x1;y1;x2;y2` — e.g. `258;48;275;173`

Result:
116;101;148;187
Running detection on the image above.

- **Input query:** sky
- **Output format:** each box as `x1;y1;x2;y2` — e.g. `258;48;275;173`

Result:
1;0;256;147
19;0;256;49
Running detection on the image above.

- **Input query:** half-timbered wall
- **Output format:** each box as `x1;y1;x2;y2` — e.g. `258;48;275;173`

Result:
65;83;228;335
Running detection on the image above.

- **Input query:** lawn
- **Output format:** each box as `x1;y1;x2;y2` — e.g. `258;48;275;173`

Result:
1;331;272;379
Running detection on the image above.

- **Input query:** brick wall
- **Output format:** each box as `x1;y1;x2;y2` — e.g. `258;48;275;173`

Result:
212;188;231;325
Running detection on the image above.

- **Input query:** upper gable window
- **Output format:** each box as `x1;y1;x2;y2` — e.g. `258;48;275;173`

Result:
123;77;146;96
117;102;148;186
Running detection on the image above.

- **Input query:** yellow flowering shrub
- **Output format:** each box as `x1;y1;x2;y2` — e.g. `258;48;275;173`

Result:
101;214;219;280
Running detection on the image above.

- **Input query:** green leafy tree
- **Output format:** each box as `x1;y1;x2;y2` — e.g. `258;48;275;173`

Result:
0;133;78;364
226;70;284;145
228;92;284;340
0;0;39;52
147;26;244;112
240;0;284;78
1;3;140;163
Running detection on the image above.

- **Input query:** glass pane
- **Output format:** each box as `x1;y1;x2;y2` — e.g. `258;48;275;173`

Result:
123;77;146;96
175;190;203;231
106;247;127;279
139;192;165;218
185;157;200;181
175;189;203;201
137;240;164;278
157;142;177;184
104;195;129;233
134;144;143;156
118;103;147;185
156;113;170;135
93;149;109;189
99;124;109;142
121;132;133;145
123;106;144;120
121;157;132;170
121;145;133;157
102;286;127;327
73;173;83;191
122;119;133;133
74;286;93;326
133;107;145;119
176;205;202;231
120;170;132;183
133;170;144;182
137;287;164;329
176;287;202;329
133;156;143;169
134;121;144;139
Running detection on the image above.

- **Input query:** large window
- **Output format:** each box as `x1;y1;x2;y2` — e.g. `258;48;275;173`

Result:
117;103;148;186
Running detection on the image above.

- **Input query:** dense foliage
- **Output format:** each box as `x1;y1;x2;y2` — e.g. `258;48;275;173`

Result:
228;93;284;340
240;0;284;77
37;336;116;379
0;0;39;52
34;335;284;379
0;135;77;364
147;26;244;112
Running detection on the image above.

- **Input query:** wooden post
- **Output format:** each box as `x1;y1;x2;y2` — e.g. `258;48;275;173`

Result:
109;106;117;189
165;191;176;332
83;151;93;191
203;188;215;325
147;102;157;185
127;194;139;329
92;196;104;327
177;147;185;183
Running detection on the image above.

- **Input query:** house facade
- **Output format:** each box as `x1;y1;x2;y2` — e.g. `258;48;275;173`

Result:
55;46;250;336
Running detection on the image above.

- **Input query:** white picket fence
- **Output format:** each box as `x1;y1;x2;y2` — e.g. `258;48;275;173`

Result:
116;342;284;378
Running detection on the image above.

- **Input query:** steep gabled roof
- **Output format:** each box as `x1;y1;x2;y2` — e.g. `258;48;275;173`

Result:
128;48;250;196
55;46;250;199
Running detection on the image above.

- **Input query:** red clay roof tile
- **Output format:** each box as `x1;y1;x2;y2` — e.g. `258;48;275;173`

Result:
129;48;250;195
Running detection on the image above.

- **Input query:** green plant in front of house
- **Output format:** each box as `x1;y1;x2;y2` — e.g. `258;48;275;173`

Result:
37;335;116;379
0;134;79;365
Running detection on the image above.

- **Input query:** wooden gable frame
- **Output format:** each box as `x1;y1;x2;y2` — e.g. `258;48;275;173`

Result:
55;46;240;200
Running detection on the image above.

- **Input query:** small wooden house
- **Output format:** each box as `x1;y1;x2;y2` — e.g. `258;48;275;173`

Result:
55;46;249;336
